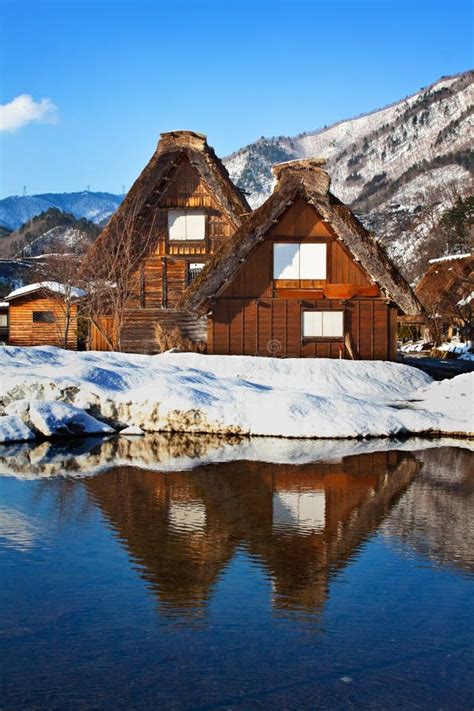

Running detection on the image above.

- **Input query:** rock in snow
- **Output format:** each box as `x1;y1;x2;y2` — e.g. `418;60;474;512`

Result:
0;415;35;444
0;346;471;443
28;401;115;438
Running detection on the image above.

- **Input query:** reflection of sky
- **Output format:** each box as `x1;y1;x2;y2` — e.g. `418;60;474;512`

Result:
273;491;326;532
168;500;206;533
0;506;39;552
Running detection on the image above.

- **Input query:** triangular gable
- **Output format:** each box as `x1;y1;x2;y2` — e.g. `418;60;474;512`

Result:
86;131;250;264
183;163;424;316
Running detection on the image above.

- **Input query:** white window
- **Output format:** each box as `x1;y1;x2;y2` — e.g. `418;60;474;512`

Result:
300;243;327;279
188;262;205;284
273;242;327;279
303;311;344;338
273;243;300;279
273;491;325;533
168;209;206;241
0;314;7;327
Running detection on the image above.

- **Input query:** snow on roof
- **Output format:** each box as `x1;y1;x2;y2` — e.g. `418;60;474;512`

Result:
428;253;472;264
0;301;9;308
5;281;85;301
457;291;474;307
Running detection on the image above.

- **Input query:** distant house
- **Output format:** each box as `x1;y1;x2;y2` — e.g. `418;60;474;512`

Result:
86;130;250;353
415;253;473;343
184;159;423;359
4;282;84;349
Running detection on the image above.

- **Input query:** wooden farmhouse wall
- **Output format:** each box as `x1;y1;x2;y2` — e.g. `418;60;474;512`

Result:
8;294;78;349
98;156;238;354
134;158;237;310
208;198;398;360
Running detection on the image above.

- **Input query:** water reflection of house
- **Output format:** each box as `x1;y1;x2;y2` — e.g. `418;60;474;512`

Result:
84;451;419;620
382;447;474;575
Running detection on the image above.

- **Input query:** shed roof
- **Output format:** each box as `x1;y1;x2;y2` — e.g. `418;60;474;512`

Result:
183;160;424;316
5;281;85;302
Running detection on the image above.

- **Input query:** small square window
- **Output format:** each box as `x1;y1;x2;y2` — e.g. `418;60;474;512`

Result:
273;242;327;280
0;314;8;327
33;311;55;323
168;210;206;241
303;310;343;338
188;262;205;284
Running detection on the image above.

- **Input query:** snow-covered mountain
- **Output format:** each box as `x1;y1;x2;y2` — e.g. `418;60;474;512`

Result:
225;70;473;281
0;191;123;231
0;208;100;260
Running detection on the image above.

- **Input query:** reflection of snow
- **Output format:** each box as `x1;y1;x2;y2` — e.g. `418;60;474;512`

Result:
273;491;325;532
169;501;206;533
0;507;39;551
0;435;472;481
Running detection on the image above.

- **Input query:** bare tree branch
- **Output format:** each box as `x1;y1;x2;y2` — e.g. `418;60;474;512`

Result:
80;201;157;351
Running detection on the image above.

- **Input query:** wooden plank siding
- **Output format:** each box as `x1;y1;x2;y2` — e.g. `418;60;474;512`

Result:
8;295;78;349
208;199;398;360
89;316;115;352
120;309;207;355
209;298;395;359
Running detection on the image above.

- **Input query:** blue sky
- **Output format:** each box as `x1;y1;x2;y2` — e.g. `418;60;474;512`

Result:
0;0;472;197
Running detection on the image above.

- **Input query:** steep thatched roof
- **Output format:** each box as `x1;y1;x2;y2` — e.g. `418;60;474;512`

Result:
415;253;473;317
86;130;250;264
183;159;424;316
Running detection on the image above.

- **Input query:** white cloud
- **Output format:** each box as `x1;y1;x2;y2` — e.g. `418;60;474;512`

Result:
0;94;58;133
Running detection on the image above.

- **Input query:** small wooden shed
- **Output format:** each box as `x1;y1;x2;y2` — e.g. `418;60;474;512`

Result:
184;159;424;360
4;282;83;349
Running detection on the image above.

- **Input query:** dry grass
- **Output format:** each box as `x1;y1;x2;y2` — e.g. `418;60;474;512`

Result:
154;322;206;353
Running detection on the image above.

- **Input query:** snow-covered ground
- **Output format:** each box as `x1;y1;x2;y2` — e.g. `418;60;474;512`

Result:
0;347;472;444
400;339;474;360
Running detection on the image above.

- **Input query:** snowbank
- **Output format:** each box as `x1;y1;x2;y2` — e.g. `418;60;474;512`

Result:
0;347;472;443
400;339;474;360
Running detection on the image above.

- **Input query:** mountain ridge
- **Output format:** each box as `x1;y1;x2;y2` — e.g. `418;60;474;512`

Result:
226;70;471;162
224;70;473;280
0;191;123;231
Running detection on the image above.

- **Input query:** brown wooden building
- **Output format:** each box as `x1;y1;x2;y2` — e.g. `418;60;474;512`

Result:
86;130;250;353
4;282;81;349
415;253;473;342
184;159;424;359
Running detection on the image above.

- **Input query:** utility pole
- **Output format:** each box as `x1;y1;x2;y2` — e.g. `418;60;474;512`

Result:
23;185;27;197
